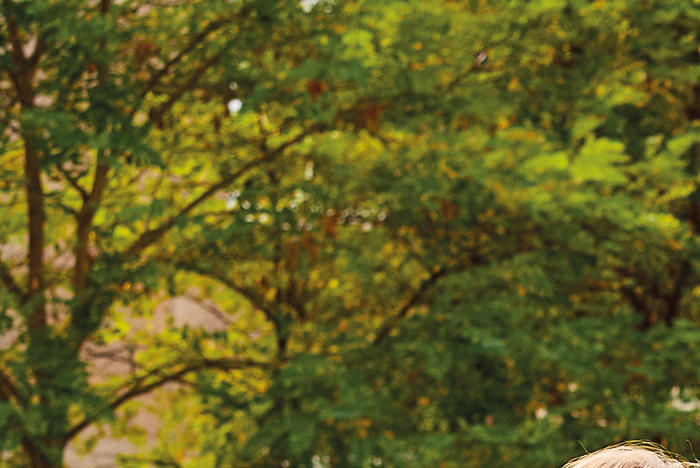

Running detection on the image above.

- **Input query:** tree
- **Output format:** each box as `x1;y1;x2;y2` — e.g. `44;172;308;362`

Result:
0;0;342;465
1;1;699;467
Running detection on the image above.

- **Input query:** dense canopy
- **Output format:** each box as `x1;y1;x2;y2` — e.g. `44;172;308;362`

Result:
0;0;699;467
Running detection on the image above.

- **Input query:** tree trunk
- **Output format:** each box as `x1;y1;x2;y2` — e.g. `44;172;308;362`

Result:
24;437;63;468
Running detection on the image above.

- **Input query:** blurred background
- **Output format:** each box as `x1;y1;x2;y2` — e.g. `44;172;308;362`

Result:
0;0;699;467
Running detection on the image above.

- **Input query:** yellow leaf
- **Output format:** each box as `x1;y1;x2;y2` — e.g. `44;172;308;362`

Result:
264;287;277;302
507;77;520;91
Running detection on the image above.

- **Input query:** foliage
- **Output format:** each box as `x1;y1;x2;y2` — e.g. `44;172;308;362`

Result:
0;0;699;467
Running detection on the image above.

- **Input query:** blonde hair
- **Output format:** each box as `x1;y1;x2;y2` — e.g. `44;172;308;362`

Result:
563;443;699;468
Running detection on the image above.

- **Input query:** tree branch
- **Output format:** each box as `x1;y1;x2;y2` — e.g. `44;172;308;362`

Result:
148;47;226;127
64;358;274;442
124;127;322;258
116;455;182;468
73;157;110;294
372;267;450;345
55;163;88;200
136;6;255;123
75;0;112;294
0;368;24;406
6;4;46;327
174;261;277;326
26;33;46;69
619;282;654;330
0;258;25;301
662;260;690;326
134;15;238;108
23;137;45;328
275;123;327;153
6;15;28;66
171;260;294;359
182;294;232;327
124;154;269;257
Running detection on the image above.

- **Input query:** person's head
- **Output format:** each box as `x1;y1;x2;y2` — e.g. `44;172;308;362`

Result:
563;443;698;468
